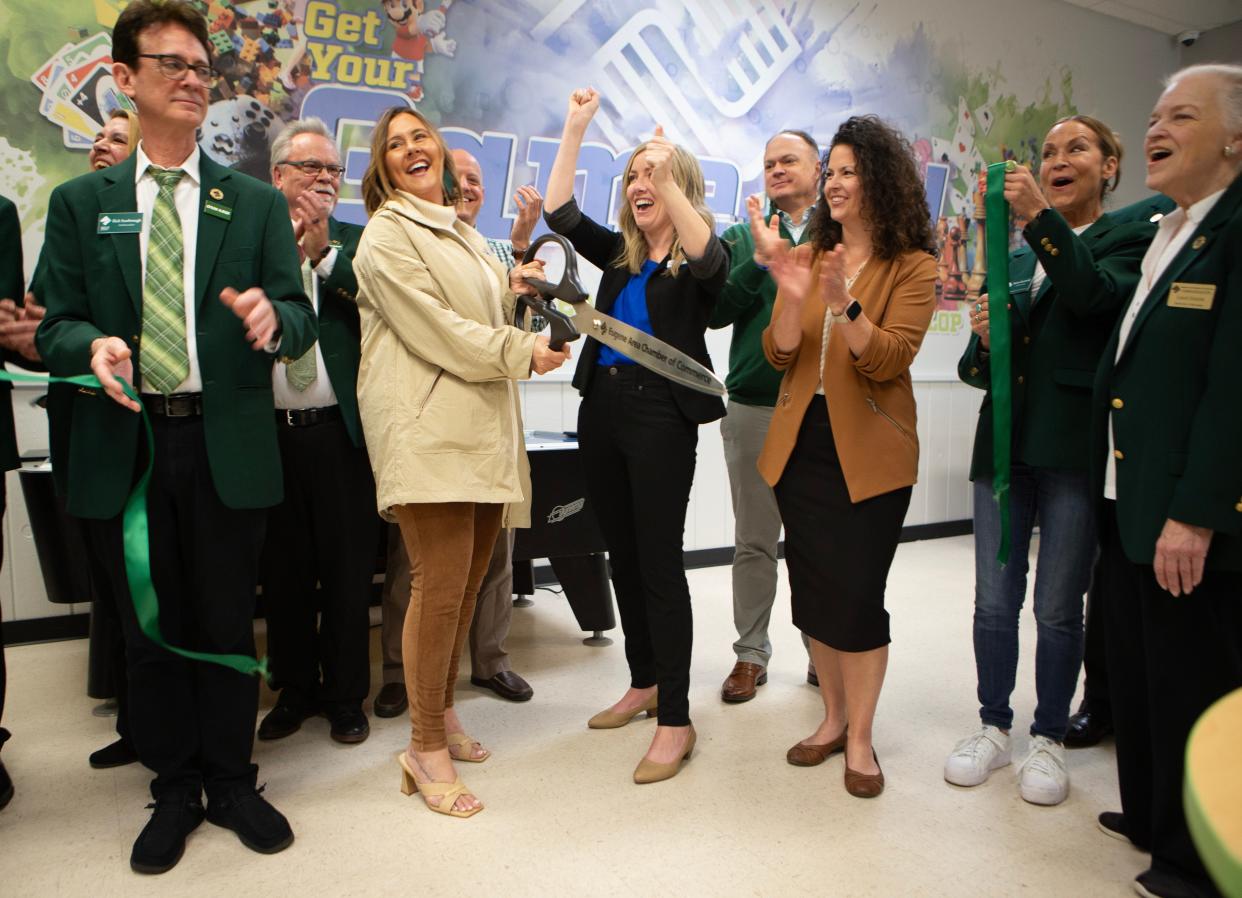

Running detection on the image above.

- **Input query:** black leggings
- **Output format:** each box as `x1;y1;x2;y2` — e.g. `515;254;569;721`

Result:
578;365;698;726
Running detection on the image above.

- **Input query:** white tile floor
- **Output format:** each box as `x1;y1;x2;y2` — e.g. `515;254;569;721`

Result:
0;535;1146;896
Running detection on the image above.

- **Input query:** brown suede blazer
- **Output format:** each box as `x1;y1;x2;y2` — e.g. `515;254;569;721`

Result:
758;246;938;502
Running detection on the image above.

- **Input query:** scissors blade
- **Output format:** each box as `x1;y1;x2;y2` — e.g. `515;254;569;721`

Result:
571;307;726;397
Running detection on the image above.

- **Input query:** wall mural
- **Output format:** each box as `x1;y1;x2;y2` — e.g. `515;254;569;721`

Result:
0;0;1081;377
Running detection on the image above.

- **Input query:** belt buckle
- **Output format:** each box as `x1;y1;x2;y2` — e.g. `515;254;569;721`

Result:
286;409;297;426
156;394;173;416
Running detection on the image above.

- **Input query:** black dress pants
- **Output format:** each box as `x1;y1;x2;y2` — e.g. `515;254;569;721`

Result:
1100;501;1242;894
85;415;266;799
578;365;698;726
259;413;379;710
1080;565;1111;720
0;480;8;755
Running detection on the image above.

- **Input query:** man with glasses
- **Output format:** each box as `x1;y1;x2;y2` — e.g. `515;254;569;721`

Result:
36;0;315;874
256;118;378;746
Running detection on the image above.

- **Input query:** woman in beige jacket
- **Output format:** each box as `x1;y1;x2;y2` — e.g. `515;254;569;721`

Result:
353;107;569;818
755;115;937;798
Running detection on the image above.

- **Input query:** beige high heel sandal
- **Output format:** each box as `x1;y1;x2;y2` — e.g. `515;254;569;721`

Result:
396;751;483;819
446;732;490;763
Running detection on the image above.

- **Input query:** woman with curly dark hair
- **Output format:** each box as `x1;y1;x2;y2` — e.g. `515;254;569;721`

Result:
751;115;937;797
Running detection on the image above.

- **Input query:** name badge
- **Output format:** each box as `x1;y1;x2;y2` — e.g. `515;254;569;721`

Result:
1008;278;1033;294
204;200;233;221
1168;282;1215;310
97;212;143;234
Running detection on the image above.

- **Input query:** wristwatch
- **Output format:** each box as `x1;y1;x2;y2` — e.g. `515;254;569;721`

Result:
833;299;863;323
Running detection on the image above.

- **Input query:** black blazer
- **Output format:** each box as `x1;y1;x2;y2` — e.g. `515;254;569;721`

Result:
545;198;727;425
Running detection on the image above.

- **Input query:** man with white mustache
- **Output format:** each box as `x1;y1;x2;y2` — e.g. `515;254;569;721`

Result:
257;118;379;746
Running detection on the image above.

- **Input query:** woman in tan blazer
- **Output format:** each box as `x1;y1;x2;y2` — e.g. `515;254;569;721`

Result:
754;115;937;797
353;107;570;818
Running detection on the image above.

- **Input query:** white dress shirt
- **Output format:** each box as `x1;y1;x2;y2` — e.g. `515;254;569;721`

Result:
272;244;339;410
135;143;202;395
1103;188;1226;499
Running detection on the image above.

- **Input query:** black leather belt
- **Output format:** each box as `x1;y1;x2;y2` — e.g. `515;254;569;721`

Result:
277;406;341;427
142;392;203;417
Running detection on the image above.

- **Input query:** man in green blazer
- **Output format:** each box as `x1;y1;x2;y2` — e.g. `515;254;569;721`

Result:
34;0;315;875
256;118;379;747
1090;65;1242;898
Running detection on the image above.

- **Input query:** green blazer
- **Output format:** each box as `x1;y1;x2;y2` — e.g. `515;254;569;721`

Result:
0;195;23;473
35;152;317;519
1091;173;1242;569
960;207;1158;480
317;217;364;447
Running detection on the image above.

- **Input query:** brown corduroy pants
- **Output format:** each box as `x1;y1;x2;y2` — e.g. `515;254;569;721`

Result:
391;502;503;751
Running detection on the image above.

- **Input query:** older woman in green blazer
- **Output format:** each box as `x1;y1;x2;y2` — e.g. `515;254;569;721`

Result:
1091;63;1242;898
944;115;1160;806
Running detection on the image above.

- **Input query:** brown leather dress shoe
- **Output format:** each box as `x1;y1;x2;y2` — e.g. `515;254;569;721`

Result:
844;749;885;798
721;661;767;703
786;726;848;767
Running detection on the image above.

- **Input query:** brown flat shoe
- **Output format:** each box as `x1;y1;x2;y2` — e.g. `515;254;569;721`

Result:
844;749;885;798
785;726;848;767
721;662;767;703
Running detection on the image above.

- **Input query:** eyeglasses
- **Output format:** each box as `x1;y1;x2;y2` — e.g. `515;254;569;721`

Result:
279;159;346;178
138;54;219;87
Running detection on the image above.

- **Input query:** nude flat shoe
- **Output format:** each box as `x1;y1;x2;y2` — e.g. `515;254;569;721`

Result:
588;693;658;729
397;751;482;819
633;726;696;785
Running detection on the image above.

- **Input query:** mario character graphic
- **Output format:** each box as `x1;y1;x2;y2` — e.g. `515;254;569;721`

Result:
382;0;456;102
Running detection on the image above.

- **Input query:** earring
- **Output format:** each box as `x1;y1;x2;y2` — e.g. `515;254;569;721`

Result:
1227;145;1238;157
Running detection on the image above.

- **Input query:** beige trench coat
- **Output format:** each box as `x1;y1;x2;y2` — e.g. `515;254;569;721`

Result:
353;190;536;526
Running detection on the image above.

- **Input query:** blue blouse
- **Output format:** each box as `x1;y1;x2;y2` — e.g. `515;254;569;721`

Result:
597;259;660;366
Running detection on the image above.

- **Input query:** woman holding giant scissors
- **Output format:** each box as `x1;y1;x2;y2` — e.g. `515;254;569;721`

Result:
543;88;727;784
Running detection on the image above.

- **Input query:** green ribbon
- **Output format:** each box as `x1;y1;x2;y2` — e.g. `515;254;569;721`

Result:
2;369;269;680
984;162;1014;565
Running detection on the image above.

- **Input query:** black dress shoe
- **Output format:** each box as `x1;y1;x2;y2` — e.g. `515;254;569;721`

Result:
325;706;370;744
0;759;12;812
1064;708;1113;748
373;682;408;718
206;785;293;855
1134;867;1217;898
90;737;140;769
470;670;533;702
1098;811;1149;852
130;791;206;874
257;701;316;741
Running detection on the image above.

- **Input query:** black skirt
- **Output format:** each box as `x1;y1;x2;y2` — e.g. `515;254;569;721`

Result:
774;399;912;652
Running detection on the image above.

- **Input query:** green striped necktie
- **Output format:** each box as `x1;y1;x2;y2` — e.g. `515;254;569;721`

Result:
285;259;318;391
140;166;189;395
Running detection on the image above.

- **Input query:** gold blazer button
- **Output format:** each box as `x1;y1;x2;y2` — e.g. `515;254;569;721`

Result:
1111;398;1124;409
1114;449;1124;460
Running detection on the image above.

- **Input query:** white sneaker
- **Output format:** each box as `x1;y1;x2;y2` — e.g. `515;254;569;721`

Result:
1018;735;1070;805
944;725;1012;786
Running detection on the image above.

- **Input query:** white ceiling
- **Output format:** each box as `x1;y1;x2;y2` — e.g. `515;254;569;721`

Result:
1062;0;1242;34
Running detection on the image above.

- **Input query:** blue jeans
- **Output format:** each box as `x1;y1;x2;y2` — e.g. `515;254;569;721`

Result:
972;465;1093;740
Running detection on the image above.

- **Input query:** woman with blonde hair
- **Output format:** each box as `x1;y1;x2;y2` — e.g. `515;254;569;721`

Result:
353;106;569;818
543;89;727;784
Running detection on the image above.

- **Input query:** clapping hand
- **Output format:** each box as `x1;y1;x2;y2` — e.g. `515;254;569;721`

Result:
746;193;801;284
292;191;332;264
510;185;543;256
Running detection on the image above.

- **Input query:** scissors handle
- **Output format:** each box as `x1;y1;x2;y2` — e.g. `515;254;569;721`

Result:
515;294;580;352
520;234;590;304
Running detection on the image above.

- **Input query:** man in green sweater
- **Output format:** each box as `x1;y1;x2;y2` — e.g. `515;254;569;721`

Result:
713;131;820;703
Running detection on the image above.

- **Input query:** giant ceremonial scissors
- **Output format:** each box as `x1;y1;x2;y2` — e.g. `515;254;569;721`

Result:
516;233;726;397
